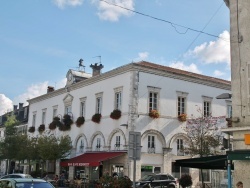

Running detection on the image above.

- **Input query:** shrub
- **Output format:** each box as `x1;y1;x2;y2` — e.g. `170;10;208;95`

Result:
179;174;192;188
28;127;35;133
38;124;45;133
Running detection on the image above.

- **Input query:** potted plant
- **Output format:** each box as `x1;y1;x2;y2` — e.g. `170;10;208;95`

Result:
38;124;45;133
28;127;35;133
60;114;73;131
149;110;160;119
179;174;192;188
92;113;102;123
49;117;62;130
75;116;85;127
110;109;122;120
178;113;187;122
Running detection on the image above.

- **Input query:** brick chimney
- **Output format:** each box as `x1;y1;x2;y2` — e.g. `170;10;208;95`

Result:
90;63;104;76
47;86;55;93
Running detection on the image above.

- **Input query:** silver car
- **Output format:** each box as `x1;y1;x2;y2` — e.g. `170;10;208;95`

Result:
0;174;33;179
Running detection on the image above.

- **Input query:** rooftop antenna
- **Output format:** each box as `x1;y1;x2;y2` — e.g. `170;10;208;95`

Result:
78;58;85;71
93;56;101;65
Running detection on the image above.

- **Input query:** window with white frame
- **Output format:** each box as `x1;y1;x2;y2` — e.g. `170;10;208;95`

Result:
79;139;84;153
202;96;212;117
115;136;121;149
96;138;101;151
177;139;184;156
95;93;103;114
226;100;232;118
115;91;122;110
80;97;86;117
42;109;46;125
148;86;161;112
148;135;155;153
176;91;188;116
32;113;36;127
65;105;72;115
52;106;58;118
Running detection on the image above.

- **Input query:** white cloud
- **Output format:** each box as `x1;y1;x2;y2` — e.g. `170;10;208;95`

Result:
188;30;230;66
0;94;13;116
53;0;84;9
13;82;49;106
133;52;149;62
92;0;134;21
213;70;225;77
169;61;202;74
56;78;67;89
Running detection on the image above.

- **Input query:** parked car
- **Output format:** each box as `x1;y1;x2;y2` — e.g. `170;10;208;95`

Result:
136;174;176;188
0;178;55;188
0;173;33;179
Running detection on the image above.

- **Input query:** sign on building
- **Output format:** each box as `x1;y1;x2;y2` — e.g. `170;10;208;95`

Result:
128;131;141;160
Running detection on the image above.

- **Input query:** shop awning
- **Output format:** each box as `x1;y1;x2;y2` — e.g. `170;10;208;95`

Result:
60;151;126;167
175;155;230;170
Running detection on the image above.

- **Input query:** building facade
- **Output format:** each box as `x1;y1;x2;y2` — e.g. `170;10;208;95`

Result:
27;61;231;186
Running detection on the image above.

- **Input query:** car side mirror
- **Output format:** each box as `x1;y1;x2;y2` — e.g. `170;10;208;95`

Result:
150;178;154;182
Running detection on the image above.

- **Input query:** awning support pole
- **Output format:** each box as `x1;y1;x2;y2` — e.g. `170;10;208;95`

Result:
227;160;232;188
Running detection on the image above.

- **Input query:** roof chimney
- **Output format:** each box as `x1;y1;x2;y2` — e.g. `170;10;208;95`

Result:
19;103;24;110
47;86;55;93
13;105;18;111
90;63;104;76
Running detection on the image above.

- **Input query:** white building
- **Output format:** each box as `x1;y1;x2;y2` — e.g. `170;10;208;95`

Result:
27;61;231;185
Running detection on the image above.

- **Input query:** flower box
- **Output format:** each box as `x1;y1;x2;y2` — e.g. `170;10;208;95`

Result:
28;127;35;133
38;124;45;133
149;110;160;119
49;117;62;130
110;109;122;120
178;113;187;122
60;114;73;131
92;113;102;124
75;116;85;127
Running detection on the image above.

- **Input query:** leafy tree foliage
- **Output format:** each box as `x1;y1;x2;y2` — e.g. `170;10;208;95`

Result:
179;174;192;188
184;115;223;157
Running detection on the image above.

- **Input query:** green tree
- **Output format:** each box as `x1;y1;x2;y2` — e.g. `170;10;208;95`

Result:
184;113;223;188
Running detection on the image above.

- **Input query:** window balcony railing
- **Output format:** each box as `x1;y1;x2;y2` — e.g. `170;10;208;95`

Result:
114;144;120;150
148;147;155;153
96;144;101;151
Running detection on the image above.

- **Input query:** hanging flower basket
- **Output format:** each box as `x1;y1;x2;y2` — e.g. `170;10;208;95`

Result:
92;113;102;124
28;127;35;133
110;109;122;120
75;116;85;127
38;124;45;133
49;117;62;130
149;110;160;119
178;113;187;122
59;114;73;131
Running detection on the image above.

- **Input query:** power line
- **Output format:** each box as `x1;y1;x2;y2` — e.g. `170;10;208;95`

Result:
100;0;230;42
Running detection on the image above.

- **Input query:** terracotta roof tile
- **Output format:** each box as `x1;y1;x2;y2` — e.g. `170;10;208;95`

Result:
136;61;231;86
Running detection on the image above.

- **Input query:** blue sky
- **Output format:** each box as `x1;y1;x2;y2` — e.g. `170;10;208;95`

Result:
0;0;230;115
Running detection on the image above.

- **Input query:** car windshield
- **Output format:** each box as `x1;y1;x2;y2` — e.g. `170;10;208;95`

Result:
16;182;54;188
140;175;154;181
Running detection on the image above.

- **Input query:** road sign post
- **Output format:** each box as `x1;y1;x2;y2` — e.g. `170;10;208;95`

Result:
129;131;141;188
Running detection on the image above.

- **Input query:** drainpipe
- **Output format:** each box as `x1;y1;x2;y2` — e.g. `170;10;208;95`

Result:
227;160;232;188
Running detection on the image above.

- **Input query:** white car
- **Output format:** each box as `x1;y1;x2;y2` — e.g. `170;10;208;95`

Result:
0;173;33;179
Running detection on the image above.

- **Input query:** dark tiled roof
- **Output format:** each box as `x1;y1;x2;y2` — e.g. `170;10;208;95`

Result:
137;61;231;86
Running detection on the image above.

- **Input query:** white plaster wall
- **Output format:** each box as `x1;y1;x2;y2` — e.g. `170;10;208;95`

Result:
27;67;230;182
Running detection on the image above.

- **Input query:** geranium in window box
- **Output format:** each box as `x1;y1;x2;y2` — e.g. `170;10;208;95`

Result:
178;113;187;122
60;114;73;131
92;113;102;124
75;116;85;127
38;124;45;133
49;117;62;130
28;127;35;133
110;109;122;120
149;110;160;119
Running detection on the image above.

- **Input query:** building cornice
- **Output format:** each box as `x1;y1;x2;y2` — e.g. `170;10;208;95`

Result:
27;61;231;103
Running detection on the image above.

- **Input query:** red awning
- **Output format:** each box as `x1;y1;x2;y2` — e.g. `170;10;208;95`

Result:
60;151;126;167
